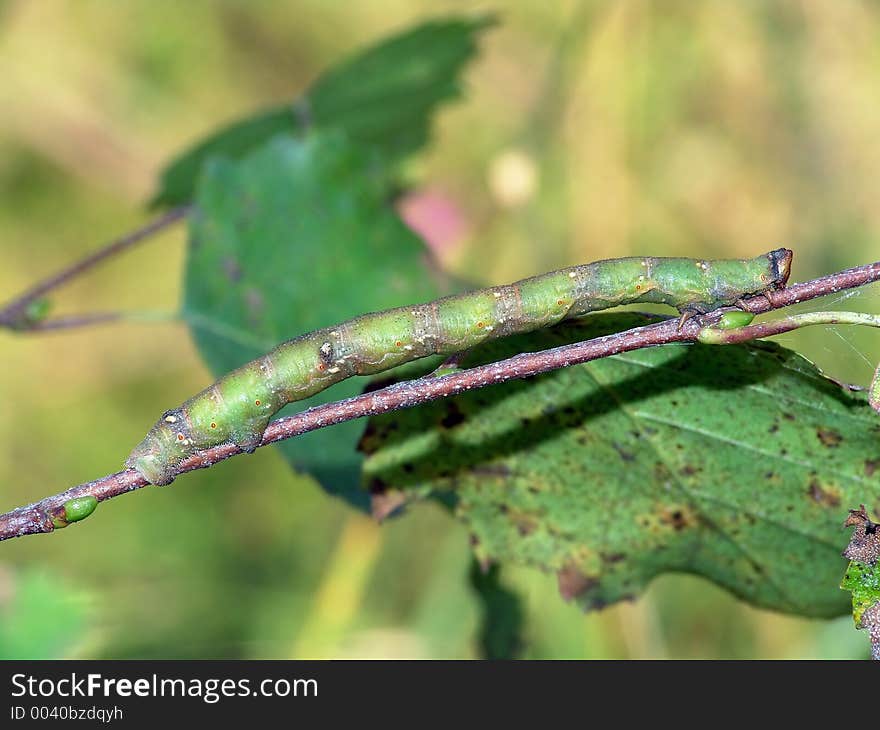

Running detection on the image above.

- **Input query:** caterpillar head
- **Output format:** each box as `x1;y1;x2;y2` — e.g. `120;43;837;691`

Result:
125;409;191;486
768;248;793;290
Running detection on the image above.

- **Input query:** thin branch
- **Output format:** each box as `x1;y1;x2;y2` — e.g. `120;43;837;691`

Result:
0;205;189;330
2;259;880;542
698;311;880;345
22;312;125;331
21;309;180;332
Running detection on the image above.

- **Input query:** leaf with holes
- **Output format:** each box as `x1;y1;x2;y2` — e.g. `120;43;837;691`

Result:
359;313;880;616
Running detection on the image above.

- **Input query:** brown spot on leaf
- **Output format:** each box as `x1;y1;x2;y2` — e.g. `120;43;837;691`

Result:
470;463;512;477
865;458;880;478
221;257;242;282
808;479;841;507
653;461;673;483
244;288;264;324
816;428;843;448
660;506;695;531
507;510;539;536
557;564;598;602
612;442;635;462
600;552;626;564
782;412;795;421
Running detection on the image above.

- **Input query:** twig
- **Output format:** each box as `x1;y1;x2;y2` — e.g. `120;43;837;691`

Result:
0;206;189;330
21;312;124;331
1;259;880;542
698;311;880;345
20;309;180;332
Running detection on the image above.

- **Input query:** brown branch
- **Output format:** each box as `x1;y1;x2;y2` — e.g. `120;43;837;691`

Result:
2;259;880;542
0;206;189;330
22;312;124;331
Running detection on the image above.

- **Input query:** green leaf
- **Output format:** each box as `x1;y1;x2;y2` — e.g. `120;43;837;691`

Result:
305;15;494;157
841;560;880;626
151;15;494;208
184;132;446;507
359;313;880;617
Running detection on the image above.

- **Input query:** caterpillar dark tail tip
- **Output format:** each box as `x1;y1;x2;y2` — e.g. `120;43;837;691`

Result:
768;248;794;288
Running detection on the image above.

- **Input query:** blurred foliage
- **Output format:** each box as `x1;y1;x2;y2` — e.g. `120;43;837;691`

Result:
2;0;880;659
0;568;90;659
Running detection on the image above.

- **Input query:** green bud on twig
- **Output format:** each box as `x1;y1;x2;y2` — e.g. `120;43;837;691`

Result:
50;496;98;528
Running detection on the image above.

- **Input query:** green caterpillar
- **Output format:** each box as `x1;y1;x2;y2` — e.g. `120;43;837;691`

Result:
127;249;793;485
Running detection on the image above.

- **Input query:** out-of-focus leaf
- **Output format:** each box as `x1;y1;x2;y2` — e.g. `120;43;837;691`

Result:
151;16;494;207
183;132;446;507
305;15;494;157
0;570;89;659
360;313;880;617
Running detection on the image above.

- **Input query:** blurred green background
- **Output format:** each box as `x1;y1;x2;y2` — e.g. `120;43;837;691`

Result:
1;0;878;658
